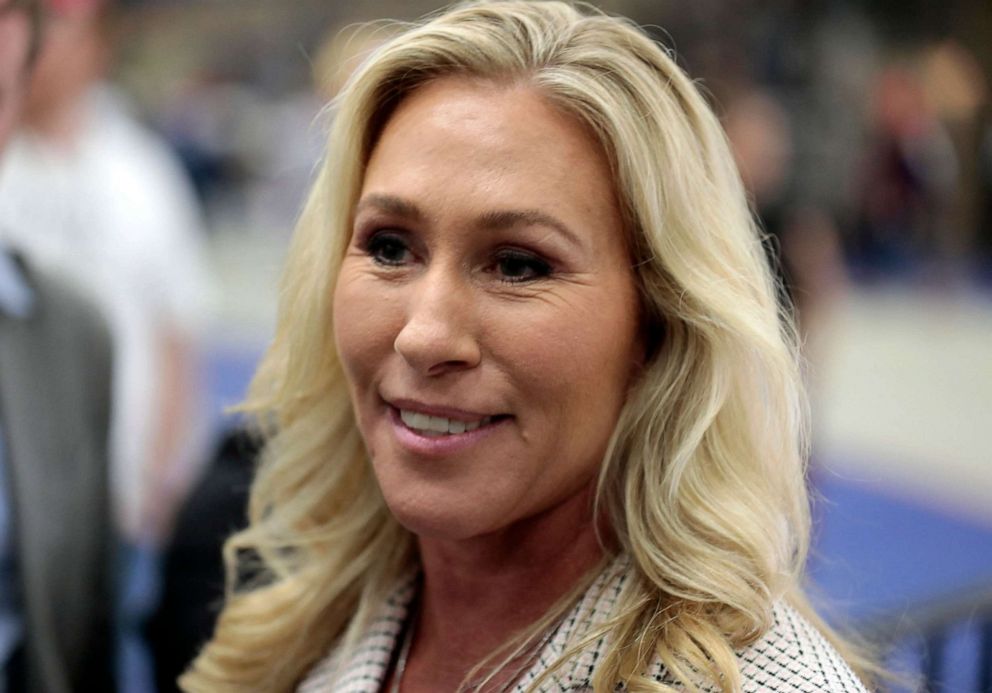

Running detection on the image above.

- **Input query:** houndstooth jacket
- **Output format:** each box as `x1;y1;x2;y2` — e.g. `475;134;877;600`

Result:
297;556;869;692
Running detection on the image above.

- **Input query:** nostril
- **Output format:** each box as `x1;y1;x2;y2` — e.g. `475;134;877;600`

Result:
427;360;465;375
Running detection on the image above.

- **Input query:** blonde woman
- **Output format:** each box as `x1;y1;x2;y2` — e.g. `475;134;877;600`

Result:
184;2;873;691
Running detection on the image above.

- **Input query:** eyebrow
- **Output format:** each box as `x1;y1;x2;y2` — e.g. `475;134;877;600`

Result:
355;193;425;222
355;194;581;248
476;209;582;248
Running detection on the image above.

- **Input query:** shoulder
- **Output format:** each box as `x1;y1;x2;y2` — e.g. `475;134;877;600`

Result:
297;572;418;693
634;601;869;693
575;560;870;693
732;602;870;693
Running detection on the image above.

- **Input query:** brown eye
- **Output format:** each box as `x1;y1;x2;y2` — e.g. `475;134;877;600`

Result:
493;249;552;283
366;232;412;266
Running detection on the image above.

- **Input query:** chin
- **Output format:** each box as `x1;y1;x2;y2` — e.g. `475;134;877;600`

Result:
390;509;487;542
382;492;502;542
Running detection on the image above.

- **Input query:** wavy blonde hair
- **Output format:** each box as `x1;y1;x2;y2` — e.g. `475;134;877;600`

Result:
183;2;868;691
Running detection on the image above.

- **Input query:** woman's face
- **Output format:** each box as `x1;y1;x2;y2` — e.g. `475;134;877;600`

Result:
334;77;641;541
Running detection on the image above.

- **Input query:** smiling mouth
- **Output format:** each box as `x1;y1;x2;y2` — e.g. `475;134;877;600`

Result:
396;408;508;437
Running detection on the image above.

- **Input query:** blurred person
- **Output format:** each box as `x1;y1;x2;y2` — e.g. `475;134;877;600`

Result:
185;3;874;691
920;39;989;277
981;120;992;281
0;0;214;548
157;70;257;230
0;0;116;689
0;0;215;687
853;62;959;281
145;430;257;693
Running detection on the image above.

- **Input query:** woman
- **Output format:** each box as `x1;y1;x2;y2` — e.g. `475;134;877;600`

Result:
184;2;872;691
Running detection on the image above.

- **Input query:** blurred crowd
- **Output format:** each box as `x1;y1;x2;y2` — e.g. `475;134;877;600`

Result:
117;0;992;284
0;0;989;691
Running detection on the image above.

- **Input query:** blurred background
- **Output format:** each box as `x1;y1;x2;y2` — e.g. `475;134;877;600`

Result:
1;0;990;691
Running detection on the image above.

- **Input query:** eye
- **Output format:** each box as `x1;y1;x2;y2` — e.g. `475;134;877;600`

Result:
492;249;552;283
365;231;412;267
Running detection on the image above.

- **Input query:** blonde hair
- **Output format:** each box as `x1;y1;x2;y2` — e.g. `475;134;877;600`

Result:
183;2;868;691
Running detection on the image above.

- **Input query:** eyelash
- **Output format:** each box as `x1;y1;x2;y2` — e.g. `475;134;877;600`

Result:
362;230;554;284
365;231;411;267
489;248;553;283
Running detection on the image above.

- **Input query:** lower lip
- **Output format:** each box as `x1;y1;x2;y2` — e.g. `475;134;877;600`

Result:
388;406;508;457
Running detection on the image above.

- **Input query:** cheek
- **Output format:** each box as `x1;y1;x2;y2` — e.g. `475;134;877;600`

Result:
332;277;359;377
523;290;639;376
503;288;640;436
332;269;394;387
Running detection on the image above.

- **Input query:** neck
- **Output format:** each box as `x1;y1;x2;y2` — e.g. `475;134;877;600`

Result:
404;483;609;691
23;98;86;148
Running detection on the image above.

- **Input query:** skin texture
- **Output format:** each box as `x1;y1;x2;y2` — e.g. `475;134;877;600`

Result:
0;3;31;149
333;76;643;689
22;4;107;144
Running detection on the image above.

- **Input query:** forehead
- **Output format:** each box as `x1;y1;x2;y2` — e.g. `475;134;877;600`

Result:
371;76;603;169
361;77;621;235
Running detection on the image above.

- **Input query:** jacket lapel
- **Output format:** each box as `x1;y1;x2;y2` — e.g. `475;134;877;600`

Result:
0;310;75;693
299;573;418;693
0;265;115;693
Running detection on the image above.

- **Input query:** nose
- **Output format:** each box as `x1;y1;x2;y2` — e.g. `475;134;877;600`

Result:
393;267;481;377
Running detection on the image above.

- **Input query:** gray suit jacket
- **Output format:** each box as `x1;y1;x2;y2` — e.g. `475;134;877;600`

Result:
0;258;116;692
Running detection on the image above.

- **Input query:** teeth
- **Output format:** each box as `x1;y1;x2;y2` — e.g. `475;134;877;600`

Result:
472;417;493;431
399;409;492;435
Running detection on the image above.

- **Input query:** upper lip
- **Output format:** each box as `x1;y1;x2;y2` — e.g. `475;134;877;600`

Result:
384;396;501;422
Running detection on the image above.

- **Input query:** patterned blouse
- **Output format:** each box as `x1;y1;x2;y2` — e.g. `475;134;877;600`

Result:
297;556;870;692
